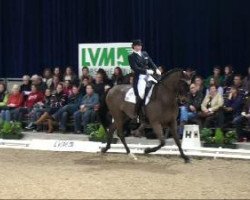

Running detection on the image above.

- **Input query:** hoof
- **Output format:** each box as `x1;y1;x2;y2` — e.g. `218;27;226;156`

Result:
144;147;152;154
101;147;107;153
184;157;191;163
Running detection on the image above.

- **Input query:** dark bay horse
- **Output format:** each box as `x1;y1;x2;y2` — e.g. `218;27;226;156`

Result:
99;68;190;163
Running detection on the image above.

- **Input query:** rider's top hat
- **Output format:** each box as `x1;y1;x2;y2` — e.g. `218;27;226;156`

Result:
132;39;143;47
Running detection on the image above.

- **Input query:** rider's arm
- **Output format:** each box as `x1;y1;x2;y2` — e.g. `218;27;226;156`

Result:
128;54;147;75
144;52;157;71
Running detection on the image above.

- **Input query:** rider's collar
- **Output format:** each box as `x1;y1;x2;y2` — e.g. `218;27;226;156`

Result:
133;50;142;56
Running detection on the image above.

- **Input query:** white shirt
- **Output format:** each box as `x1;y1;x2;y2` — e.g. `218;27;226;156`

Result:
133;50;142;57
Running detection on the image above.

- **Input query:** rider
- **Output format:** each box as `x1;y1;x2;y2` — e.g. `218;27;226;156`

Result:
128;39;161;117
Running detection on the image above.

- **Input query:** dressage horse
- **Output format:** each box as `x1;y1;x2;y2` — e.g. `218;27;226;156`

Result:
99;68;191;163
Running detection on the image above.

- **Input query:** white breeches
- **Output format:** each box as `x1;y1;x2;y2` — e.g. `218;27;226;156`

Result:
137;74;157;99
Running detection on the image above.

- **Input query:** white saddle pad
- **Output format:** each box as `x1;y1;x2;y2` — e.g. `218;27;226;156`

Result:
124;85;155;105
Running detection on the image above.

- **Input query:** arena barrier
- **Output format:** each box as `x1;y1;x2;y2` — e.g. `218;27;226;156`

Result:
0;138;250;160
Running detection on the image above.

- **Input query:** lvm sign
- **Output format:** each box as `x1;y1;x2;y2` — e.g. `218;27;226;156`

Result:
78;43;132;77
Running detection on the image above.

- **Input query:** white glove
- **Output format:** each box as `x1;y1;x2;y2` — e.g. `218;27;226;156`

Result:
146;69;154;75
156;69;161;75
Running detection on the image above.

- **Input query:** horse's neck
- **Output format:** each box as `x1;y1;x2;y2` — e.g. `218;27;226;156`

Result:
155;73;181;102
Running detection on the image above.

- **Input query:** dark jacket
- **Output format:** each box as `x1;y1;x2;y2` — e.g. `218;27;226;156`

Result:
128;51;157;76
187;92;204;112
225;94;244;116
50;92;67;108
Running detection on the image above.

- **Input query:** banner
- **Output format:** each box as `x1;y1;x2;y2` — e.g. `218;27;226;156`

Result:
78;43;132;77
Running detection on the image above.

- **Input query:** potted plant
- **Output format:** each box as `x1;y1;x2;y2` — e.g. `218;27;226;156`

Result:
0;120;24;139
201;128;237;149
86;123;118;143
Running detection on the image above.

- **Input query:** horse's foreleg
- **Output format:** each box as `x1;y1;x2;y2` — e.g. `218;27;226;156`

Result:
101;123;115;153
117;125;130;154
144;123;165;154
170;120;190;163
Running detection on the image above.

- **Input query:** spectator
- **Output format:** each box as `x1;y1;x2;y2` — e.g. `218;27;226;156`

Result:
179;83;203;135
232;97;250;141
185;67;195;84
25;88;52;131
73;84;99;134
158;66;167;75
193;75;206;96
221;86;244;128
42;68;53;88
51;85;83;132
79;77;89;96
97;68;113;87
28;83;67;133
0;82;8;110
111;67;124;85
1;84;23;122
205;66;223;88
81;67;93;83
224;74;246;100
20;75;31;100
63;80;73;96
222;65;234;88
53;66;63;81
206;77;223;96
243;66;250;95
31;74;47;92
199;84;224;128
64;66;78;85
93;72;105;98
13;84;44;122
50;75;60;93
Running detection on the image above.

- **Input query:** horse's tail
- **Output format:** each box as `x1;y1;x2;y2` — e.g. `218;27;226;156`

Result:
98;89;111;129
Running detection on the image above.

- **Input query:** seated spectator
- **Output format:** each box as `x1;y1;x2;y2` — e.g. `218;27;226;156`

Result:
13;84;44;122
31;74;47;92
0;82;8;110
51;85;82;132
81;67;93;83
20;75;31;100
232;97;250;141
221;86;243;128
224;74;246;100
28;83;67;133
93;72;105;99
205;65;223;88
222;65;234;88
50;75;60;93
206;77;223;96
73;84;99;134
25;88;52;131
179;83;203;135
123;72;134;85
63;80;73;96
1;85;23;122
97;68;113;87
199;84;224;128
158;66;167;75
111;67;124;85
53;66;63;81
193;75;206;96
79;77;89;96
64;66;78;85
243;66;250;95
42;68;53;88
185;67;195;84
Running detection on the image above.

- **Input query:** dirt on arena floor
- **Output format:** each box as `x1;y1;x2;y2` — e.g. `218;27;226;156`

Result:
0;149;249;199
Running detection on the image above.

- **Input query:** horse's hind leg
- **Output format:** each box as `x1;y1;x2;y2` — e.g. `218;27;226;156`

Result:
170;120;190;163
144;123;165;154
117;120;130;154
101;123;115;153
